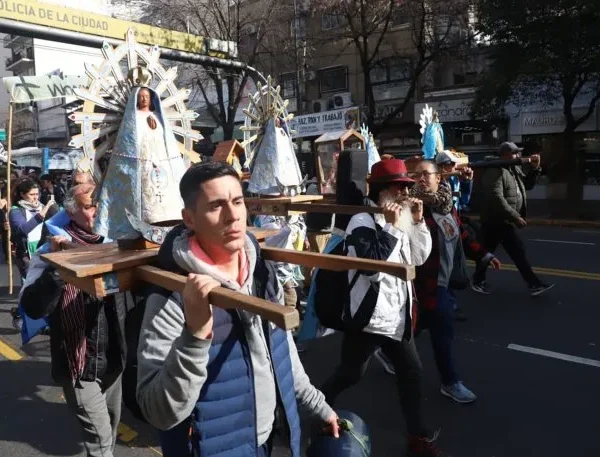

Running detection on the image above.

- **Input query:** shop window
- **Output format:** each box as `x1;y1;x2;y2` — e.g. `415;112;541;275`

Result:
318;66;348;94
321;14;342;31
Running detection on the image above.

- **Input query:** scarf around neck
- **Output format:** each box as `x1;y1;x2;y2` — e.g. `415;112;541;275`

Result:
59;221;104;383
18;199;43;212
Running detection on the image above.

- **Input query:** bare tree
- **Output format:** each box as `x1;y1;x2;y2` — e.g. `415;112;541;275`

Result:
117;0;292;141
311;0;477;131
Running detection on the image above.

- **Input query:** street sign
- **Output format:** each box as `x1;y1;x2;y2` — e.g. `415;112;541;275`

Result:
0;0;237;58
0;129;5;141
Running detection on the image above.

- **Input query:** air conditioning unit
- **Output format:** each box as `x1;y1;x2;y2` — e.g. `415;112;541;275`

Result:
312;99;328;113
327;92;352;109
462;132;482;145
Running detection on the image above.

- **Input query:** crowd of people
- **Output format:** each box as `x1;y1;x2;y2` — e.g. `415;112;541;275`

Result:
7;141;554;457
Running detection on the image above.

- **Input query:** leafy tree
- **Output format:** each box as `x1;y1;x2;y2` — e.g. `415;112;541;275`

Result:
474;0;600;204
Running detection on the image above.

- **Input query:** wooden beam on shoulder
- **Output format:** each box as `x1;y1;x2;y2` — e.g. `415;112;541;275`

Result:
135;265;299;330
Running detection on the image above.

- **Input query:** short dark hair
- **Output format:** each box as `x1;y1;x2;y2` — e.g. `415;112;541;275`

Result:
40;174;52;182
179;162;241;209
14;178;39;202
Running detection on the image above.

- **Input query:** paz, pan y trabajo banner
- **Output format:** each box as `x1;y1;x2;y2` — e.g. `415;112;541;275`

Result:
0;0;237;58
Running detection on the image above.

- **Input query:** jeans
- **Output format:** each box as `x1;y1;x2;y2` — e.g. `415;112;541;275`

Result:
473;221;541;287
420;287;458;386
61;376;122;457
321;331;427;436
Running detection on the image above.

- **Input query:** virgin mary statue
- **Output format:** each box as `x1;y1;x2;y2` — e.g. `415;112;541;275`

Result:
94;66;187;241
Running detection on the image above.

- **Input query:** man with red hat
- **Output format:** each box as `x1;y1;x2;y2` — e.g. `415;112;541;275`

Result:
321;159;447;456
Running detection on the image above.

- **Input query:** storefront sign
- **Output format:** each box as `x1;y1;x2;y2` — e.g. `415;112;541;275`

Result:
289;106;360;138
3;74;89;103
0;0;236;57
519;108;597;135
414;99;473;123
374;99;405;123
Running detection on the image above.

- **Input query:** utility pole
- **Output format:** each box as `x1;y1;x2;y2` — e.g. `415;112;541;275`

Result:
292;0;303;115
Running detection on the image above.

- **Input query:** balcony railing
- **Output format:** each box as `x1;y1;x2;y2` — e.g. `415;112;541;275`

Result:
5;48;35;70
3;34;32;48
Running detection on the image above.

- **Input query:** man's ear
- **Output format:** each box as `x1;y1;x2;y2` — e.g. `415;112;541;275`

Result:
182;207;195;231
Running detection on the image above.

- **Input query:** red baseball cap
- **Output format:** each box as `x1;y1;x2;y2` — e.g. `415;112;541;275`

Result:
368;159;414;184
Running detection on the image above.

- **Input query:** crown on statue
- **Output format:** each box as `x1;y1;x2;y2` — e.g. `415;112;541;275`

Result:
127;66;153;88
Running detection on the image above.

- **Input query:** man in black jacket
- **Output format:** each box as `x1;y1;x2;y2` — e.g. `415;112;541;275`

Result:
20;184;128;457
472;142;554;297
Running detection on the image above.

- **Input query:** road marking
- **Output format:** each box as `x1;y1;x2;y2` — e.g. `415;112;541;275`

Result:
573;229;600;235
0;337;23;361
466;260;600;281
117;422;138;443
148;446;163;456
530;238;595;246
508;344;600;368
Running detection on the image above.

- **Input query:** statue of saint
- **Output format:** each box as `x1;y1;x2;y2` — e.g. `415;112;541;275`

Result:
94;67;186;241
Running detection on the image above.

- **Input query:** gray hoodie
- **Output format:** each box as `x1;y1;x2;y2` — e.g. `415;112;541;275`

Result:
136;231;333;446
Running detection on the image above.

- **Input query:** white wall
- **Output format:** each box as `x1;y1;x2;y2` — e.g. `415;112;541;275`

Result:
30;0;113;142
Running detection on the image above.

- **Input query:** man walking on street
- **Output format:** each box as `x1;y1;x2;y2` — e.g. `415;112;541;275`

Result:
136;162;338;457
472;142;554;296
321;159;449;457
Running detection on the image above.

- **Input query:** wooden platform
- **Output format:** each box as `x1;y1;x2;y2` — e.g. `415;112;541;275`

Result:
40;225;414;330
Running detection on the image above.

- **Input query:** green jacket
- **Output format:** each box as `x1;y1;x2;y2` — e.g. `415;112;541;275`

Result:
480;165;540;224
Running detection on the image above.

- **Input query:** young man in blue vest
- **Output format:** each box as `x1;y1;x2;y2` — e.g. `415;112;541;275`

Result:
136;162;338;457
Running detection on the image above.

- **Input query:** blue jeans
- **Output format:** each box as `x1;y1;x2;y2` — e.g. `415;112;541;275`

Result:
421;286;458;386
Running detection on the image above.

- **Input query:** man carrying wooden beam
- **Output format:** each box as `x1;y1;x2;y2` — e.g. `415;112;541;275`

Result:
136;162;339;457
319;159;447;457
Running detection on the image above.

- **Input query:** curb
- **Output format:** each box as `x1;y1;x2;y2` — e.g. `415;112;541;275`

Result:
467;215;600;229
0;335;24;361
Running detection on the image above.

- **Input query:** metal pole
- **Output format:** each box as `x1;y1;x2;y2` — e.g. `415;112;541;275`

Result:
6;102;13;295
0;18;267;84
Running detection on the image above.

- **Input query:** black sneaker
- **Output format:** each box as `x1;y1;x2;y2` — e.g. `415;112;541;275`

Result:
530;283;555;297
10;307;22;331
471;281;491;295
454;307;468;322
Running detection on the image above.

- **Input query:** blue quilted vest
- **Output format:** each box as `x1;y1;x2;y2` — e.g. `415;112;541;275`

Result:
159;239;301;457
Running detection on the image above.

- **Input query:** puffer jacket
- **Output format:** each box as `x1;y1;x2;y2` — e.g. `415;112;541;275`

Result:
480;165;540;224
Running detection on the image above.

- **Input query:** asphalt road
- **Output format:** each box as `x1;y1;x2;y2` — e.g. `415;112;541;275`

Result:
1;225;599;457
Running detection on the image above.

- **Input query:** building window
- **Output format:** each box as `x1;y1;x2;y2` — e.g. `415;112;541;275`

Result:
280;73;297;99
391;6;410;27
370;57;411;84
318;66;348;94
291;16;307;39
321;14;342;31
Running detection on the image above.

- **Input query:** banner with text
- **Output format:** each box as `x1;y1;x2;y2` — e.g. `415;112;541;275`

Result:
289;106;360;138
3;74;89;103
0;0;236;57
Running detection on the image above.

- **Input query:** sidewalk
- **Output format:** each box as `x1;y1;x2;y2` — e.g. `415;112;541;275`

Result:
469;200;600;228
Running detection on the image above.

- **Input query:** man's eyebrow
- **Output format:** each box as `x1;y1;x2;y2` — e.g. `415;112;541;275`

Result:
207;195;244;205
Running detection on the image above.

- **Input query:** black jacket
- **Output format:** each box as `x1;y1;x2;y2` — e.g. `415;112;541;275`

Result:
21;263;129;385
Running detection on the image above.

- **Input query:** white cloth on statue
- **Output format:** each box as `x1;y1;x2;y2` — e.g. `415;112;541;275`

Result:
136;111;182;224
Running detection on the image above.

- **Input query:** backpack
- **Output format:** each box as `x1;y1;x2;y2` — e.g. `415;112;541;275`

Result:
312;230;376;333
